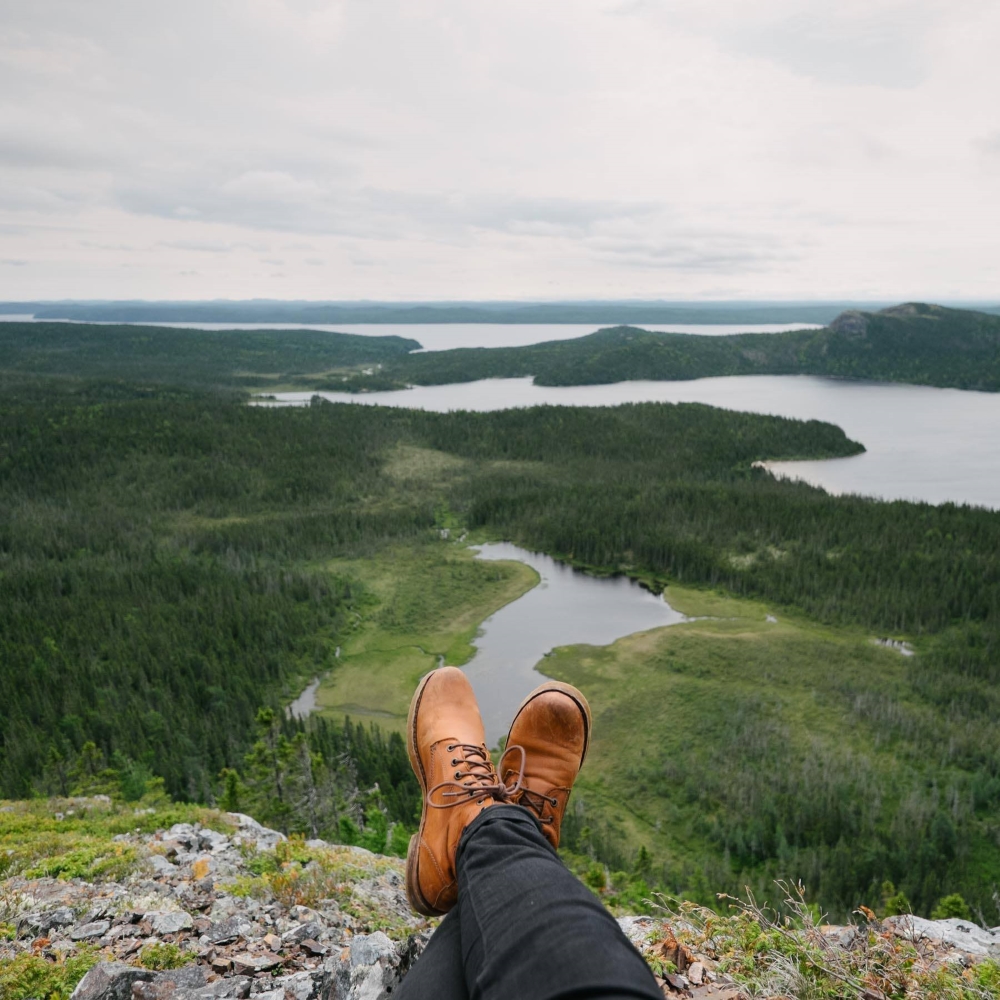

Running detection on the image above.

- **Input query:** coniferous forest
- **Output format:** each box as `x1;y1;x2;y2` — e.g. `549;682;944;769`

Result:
2;331;1000;921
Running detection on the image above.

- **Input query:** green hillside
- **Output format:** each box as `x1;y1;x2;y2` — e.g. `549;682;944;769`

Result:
374;302;1000;391
0;321;419;389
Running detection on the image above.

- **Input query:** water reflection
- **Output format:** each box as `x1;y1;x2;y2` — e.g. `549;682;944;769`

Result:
466;542;686;744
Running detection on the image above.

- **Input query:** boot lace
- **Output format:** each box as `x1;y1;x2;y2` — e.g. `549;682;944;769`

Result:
426;743;528;808
500;744;559;824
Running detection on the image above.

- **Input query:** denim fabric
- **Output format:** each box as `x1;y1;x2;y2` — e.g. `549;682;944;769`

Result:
396;805;662;1000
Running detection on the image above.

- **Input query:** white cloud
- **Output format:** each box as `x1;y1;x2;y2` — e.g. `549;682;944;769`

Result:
0;0;998;299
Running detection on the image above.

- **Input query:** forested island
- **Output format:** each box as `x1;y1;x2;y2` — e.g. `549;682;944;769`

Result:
2;337;1000;924
367;302;1000;393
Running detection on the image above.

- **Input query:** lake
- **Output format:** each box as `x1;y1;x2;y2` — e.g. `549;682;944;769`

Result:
0;316;820;351
467;543;687;744
252;375;1000;510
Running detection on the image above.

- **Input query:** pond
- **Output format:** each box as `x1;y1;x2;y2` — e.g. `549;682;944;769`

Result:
465;542;687;744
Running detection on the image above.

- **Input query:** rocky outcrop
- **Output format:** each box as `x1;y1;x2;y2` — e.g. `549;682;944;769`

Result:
3;816;430;1000
828;310;870;338
3;813;998;1000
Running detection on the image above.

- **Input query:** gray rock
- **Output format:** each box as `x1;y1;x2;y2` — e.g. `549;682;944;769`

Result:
133;966;208;1000
272;972;326;1000
616;915;660;948
225;813;285;852
148;856;180;876
282;920;324;945
172;979;251;1000
231;951;283;974
148;910;193;935
43;906;76;929
70;920;111;941
199;829;231;853
248;991;284;1000
886;915;999;958
829;310;869;338
349;931;396;969
19;906;77;936
205;915;253;945
68;962;155;1000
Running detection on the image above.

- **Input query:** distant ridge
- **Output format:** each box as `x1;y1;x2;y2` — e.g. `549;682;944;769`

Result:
0;299;904;325
372;301;1000;392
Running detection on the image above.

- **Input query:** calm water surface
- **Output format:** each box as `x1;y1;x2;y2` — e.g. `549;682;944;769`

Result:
467;542;686;743
255;376;1000;510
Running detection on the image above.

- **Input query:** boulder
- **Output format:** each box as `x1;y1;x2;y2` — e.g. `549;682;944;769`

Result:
133;966;208;1000
172;979;251;1000
69;962;155;1000
326;931;408;1000
272;972;326;1000
886;915;1000;958
225;813;285;852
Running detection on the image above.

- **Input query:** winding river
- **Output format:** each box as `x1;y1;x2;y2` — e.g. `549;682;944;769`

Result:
465;543;686;743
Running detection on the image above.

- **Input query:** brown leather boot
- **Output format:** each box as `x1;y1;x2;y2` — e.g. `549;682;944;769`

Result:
405;667;508;916
501;680;591;850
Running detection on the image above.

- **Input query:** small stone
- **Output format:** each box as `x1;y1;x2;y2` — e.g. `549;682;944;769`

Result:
262;933;281;951
688;962;704;986
148;911;194;935
281;922;323;945
231;952;283;975
148;856;180;877
211;957;232;975
299;939;326;956
664;973;689;992
205;916;252;945
70;920;111;941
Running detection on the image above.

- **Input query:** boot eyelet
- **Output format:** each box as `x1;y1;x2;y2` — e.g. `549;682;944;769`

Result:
455;771;463;780
451;759;459;766
446;744;455;751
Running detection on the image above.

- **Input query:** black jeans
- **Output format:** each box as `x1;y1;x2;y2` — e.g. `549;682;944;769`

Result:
396;805;662;1000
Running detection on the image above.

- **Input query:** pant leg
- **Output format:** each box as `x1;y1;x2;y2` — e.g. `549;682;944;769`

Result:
455;804;662;1000
395;908;469;1000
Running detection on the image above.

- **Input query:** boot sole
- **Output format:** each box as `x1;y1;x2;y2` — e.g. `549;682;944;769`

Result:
405;669;445;917
506;680;593;766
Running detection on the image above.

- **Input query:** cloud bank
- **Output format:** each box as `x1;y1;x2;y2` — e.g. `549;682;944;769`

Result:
0;0;997;300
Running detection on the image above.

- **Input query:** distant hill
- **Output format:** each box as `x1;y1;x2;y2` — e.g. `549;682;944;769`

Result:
0;299;896;325
381;302;1000;392
0;321;419;388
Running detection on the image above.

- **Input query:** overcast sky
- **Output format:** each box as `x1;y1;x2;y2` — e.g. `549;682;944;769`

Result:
1;0;998;301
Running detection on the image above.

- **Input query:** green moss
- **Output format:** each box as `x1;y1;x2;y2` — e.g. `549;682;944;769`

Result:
0;947;99;1000
139;943;195;970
